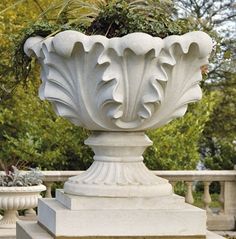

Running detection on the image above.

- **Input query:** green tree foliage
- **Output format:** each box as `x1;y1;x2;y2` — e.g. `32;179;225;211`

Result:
200;74;236;169
0;0;228;171
174;0;236;85
174;0;236;169
145;93;216;170
0;0;52;100
85;0;189;38
0;81;93;171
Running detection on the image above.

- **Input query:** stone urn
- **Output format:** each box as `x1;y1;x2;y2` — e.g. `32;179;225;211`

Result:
0;185;46;228
20;31;215;239
24;31;212;197
24;31;212;198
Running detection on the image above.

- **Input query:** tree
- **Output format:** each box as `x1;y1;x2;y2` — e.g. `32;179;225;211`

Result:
145;93;216;170
0;81;93;171
0;1;95;171
200;74;236;169
174;0;236;86
174;0;236;29
174;0;236;169
0;0;221;171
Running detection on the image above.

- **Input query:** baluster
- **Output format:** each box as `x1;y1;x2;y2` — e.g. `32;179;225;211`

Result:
25;182;53;217
202;181;212;213
219;181;225;213
44;182;53;198
24;208;36;218
185;181;194;205
170;181;177;193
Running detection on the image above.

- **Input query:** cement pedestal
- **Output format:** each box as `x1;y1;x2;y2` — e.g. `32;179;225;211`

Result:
16;190;226;239
16;222;226;239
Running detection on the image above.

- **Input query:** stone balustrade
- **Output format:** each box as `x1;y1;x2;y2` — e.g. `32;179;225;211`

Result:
1;170;235;232
40;170;236;231
156;170;236;231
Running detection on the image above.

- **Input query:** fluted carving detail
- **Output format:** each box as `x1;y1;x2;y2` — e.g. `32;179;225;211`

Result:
64;132;172;197
0;210;18;228
0;185;45;193
0;185;46;228
70;161;159;186
24;31;212;131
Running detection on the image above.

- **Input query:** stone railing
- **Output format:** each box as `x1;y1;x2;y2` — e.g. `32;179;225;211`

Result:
0;170;235;231
156;170;236;231
41;170;236;231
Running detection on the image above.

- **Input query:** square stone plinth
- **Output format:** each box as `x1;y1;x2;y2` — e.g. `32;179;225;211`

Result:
16;221;226;239
207;213;235;231
55;189;186;210
35;191;207;238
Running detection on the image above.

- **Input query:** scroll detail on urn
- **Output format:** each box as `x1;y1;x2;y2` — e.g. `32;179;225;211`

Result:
24;31;213;197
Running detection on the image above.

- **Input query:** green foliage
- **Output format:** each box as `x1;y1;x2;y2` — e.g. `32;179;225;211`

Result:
207;75;236;141
0;166;43;187
40;0;107;27
193;192;220;209
200;138;236;170
0;81;93;171
174;0;236;170
200;74;236;169
0;0;233;172
86;0;191;38
144;93;217;170
0;0;52;99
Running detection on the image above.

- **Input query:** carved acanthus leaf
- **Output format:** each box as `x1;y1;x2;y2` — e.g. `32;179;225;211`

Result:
25;31;112;129
144;31;213;129
98;33;165;129
24;31;213;131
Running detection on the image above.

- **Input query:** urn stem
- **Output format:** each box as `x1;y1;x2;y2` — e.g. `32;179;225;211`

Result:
0;209;18;229
64;131;172;197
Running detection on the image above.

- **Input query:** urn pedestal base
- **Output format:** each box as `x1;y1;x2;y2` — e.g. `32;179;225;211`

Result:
16;189;227;239
15;222;226;239
64;132;172;198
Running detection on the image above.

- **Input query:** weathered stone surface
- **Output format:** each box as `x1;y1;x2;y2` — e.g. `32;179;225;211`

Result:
37;195;206;238
56;189;185;210
0;185;46;229
207;213;235;231
23;30;213;198
64;132;173;197
24;31;212;132
17;221;226;239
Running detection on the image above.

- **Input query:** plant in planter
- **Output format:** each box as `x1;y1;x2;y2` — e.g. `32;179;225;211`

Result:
0;166;46;228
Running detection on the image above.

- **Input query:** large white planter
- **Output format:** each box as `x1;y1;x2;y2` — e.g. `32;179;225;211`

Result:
0;185;46;228
24;31;213;198
19;31;216;239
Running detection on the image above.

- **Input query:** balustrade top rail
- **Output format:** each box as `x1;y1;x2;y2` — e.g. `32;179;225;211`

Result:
1;170;235;183
39;170;236;182
154;170;236;182
1;170;235;231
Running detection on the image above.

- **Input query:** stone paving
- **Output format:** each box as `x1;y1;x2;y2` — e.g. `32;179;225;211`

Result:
1;222;229;239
